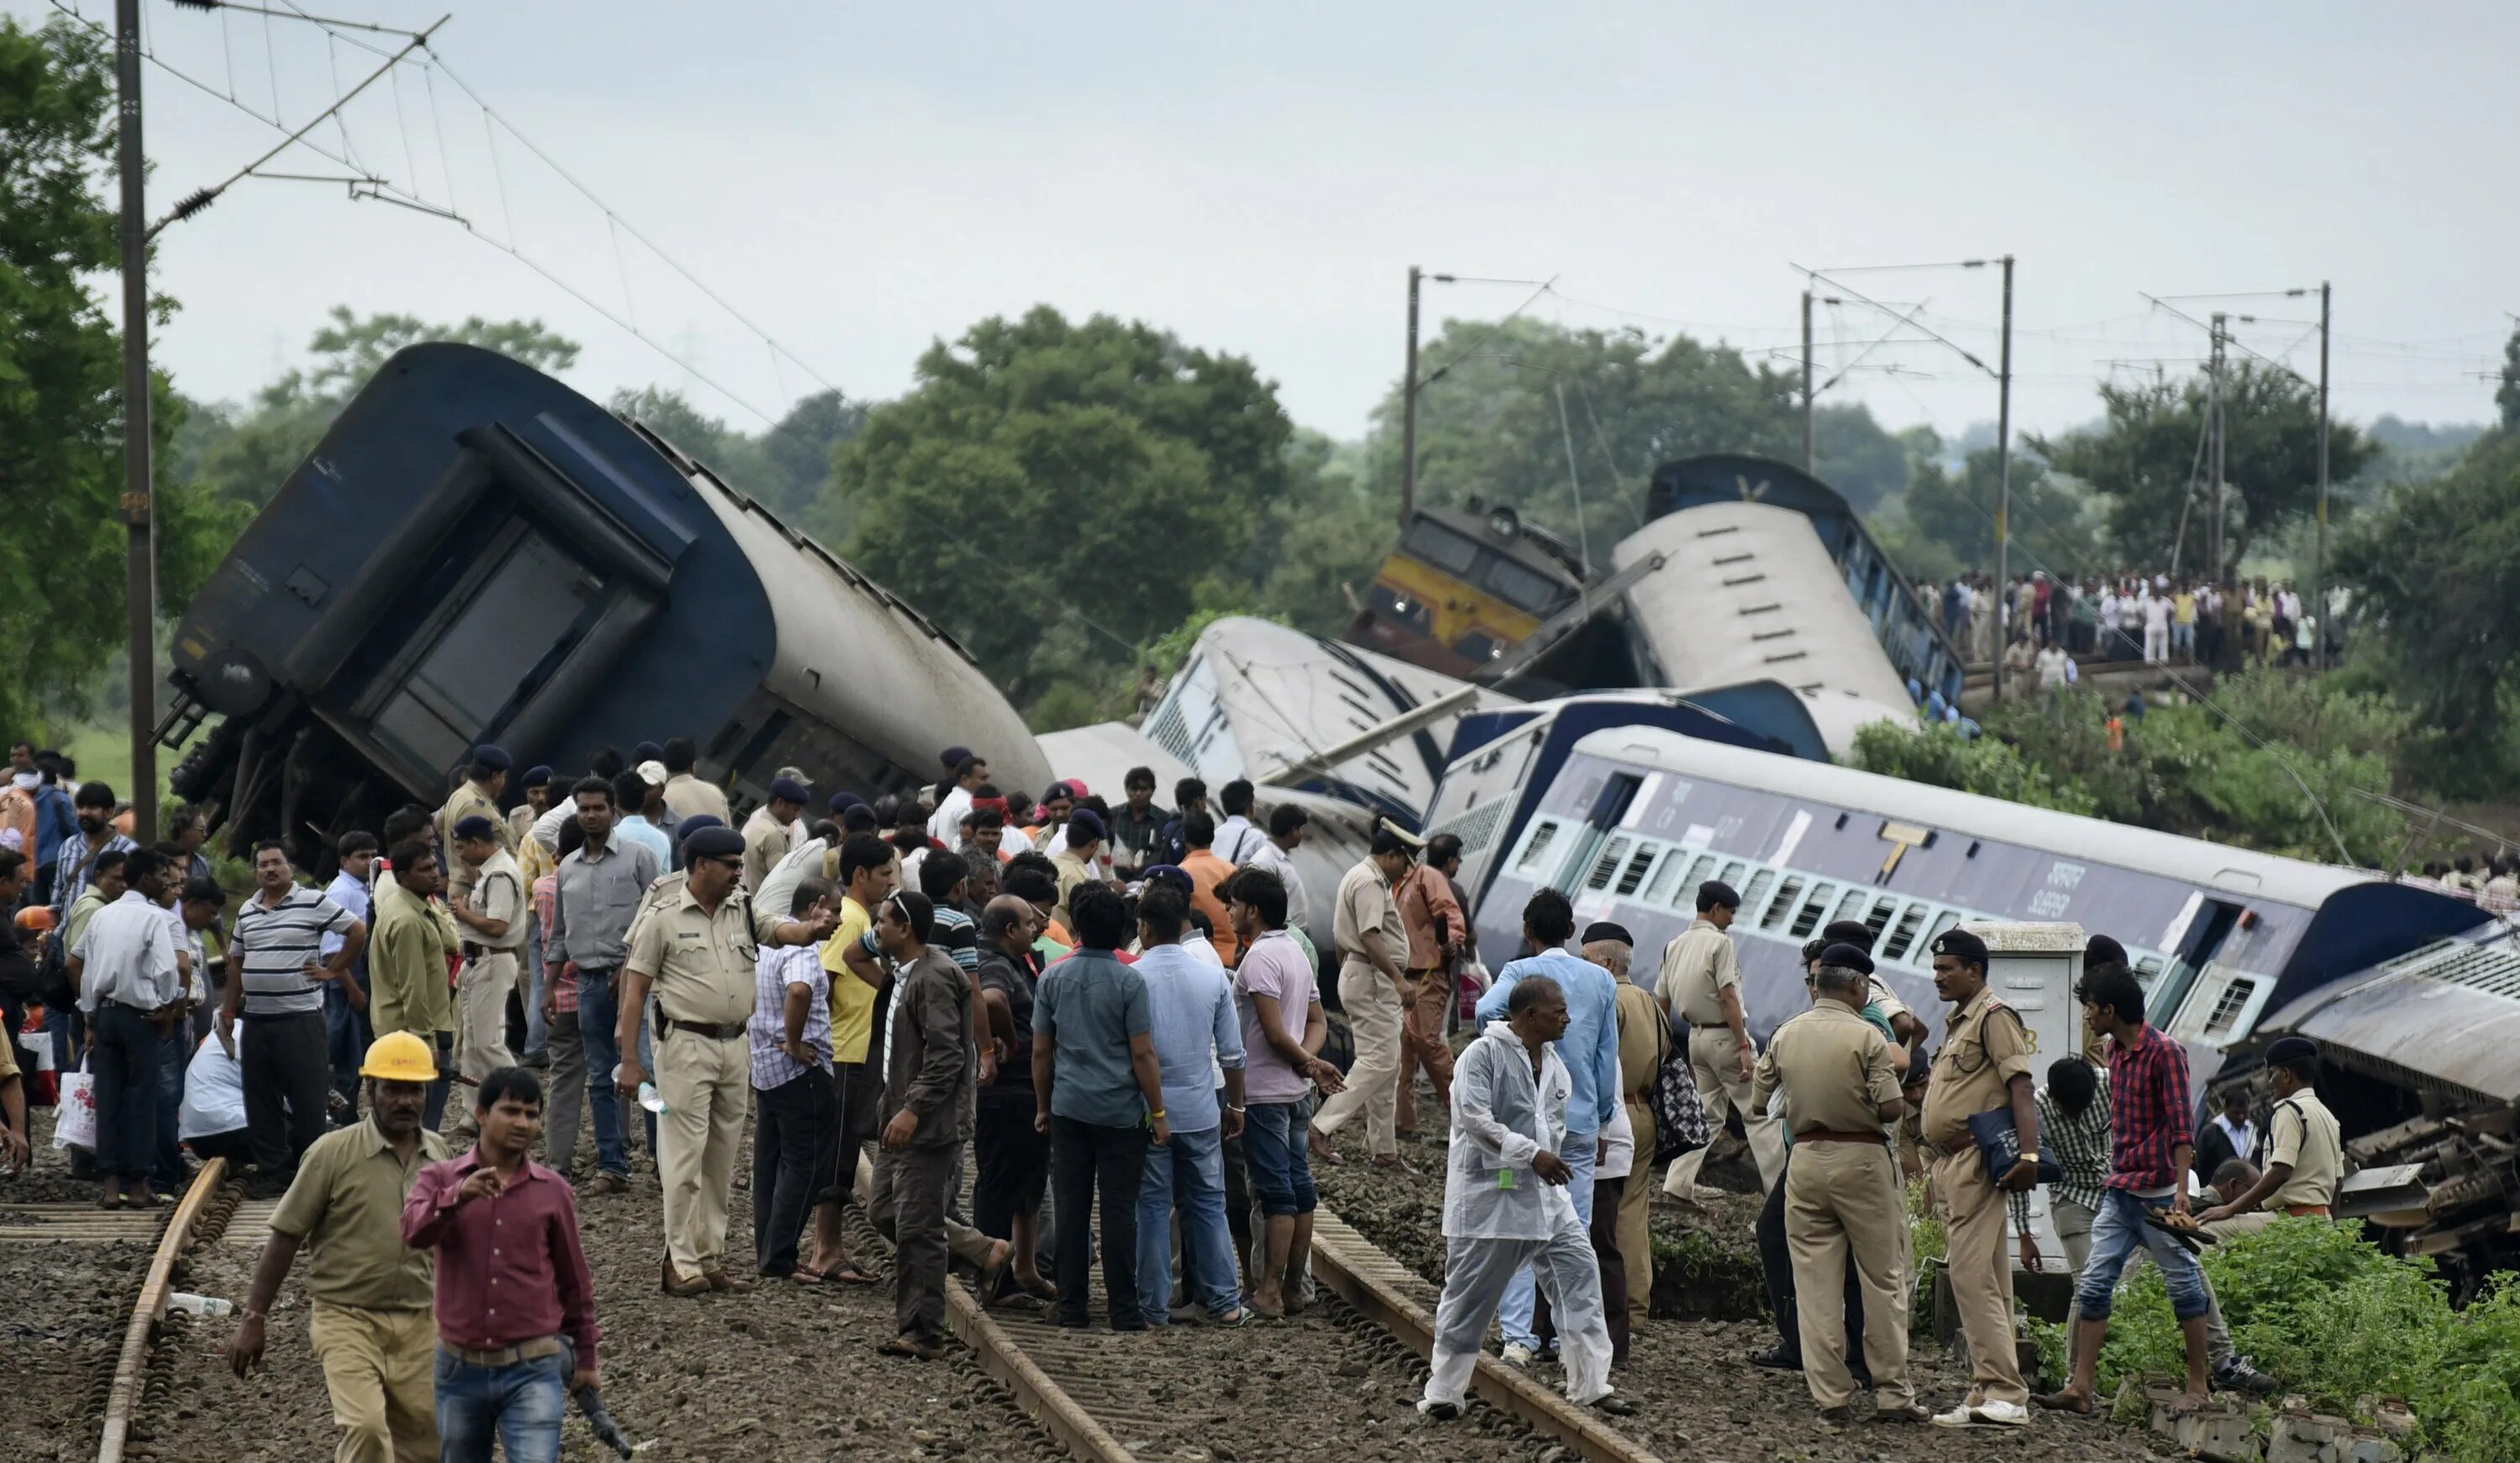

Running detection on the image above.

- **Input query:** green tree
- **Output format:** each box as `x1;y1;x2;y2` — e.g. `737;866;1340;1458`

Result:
757;388;866;521
610;385;772;490
184;306;579;510
1361;317;1907;560
2334;428;2520;777
0;17;244;734
2500;322;2520;430
1894;429;2097;578
2033;364;2375;577
816;307;1294;711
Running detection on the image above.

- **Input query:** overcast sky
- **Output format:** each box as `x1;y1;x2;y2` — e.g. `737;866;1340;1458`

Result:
28;2;2517;448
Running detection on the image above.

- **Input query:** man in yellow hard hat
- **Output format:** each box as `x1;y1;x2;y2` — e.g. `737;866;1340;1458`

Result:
228;1032;451;1462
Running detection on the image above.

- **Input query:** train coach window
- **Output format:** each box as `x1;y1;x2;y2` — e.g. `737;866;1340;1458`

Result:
1585;836;1635;892
1641;850;1688;907
1924;910;1964;952
1402;518;1481;575
1864;895;1899;940
1740;868;1777;920
2202;976;2257;1038
1614;845;1656;898
1484;556;1566;616
1717;861;1746;889
1684;853;1717;891
1761;875;1805;931
1831;888;1869;929
1882;903;1929;962
1789;883;1838;939
2132;956;2166;990
1514;820;1561;874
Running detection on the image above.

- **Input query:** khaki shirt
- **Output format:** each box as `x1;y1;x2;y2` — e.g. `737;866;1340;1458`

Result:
269;1118;453;1311
1919;986;2034;1151
1332;859;1404;977
504;804;540;854
660;773;730;826
463;847;528;952
1613;978;1666;1101
435;780;507;899
369;884;458;1040
1050;850;1097;935
2265;1086;2344;1211
740;806;793;894
1656;918;1740;1025
626;879;760;1028
1754;1002;1900;1136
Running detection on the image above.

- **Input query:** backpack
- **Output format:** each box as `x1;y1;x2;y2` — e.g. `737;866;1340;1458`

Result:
1651;1011;1711;1163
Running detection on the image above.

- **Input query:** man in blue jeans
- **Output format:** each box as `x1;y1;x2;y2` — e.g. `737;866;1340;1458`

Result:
1130;884;1251;1325
1473;887;1622;1367
1229;869;1343;1317
402;1067;599;1463
323;832;380;1114
2035;963;2213;1413
543;779;659;1195
1033;882;1170;1330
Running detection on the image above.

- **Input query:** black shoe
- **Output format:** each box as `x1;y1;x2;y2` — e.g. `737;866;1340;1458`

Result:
1751;1345;1804;1371
1110;1319;1148;1333
1817;1406;1856;1426
2212;1356;2278;1396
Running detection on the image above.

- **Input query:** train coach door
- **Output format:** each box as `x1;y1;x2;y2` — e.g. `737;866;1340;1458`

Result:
2145;896;2244;1030
365;522;602;776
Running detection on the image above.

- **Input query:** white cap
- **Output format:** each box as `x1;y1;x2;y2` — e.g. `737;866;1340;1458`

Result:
636;759;668;788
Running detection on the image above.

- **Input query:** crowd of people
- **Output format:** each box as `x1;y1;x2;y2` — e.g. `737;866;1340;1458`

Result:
0;733;2359;1454
1927;570;2347;676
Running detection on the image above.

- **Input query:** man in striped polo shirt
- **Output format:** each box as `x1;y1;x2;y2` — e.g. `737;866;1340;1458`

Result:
222;841;369;1196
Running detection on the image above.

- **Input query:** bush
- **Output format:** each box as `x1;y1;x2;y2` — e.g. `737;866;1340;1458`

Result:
2087;1219;2520;1461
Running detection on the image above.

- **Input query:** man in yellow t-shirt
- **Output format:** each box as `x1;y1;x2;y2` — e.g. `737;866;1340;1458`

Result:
806;832;898;1282
2171;587;2198;663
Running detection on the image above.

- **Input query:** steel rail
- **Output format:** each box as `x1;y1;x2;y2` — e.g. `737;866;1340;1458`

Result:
97;1156;229;1463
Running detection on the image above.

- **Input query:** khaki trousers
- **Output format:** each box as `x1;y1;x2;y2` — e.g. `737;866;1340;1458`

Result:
1392;972;1455;1134
658;1028;752;1281
457;951;519;1083
1617;1095;1656;1322
307;1301;438;1463
1929;1150;2026;1406
1313;965;1404;1159
1787;1141;1914;1409
1665;1025;1786;1195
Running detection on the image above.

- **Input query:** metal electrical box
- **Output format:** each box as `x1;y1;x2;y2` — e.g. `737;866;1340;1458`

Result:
1960;920;2087;1277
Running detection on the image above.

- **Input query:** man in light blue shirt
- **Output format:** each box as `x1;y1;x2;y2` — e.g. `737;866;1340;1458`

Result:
1130;883;1250;1325
612;768;676;872
1474;887;1622;1366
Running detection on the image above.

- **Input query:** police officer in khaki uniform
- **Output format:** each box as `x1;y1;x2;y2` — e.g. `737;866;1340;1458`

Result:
1917;927;2040;1429
617;824;760;1297
433;745;512;905
1657;881;1785;1197
2197;1036;2344;1236
447;816;527;1110
1751;942;1926;1425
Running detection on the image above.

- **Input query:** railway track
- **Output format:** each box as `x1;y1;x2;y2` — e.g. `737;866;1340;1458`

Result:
859;1196;1666;1463
0;1161;251;1463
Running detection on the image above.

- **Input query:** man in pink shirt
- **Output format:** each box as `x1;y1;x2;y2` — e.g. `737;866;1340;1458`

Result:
402;1067;601;1463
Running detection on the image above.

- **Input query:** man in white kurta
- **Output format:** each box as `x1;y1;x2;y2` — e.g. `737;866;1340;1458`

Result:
1419;977;1629;1419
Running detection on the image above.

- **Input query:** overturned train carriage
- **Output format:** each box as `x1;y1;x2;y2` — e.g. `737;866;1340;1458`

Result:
164;343;1047;864
2240;922;2520;1292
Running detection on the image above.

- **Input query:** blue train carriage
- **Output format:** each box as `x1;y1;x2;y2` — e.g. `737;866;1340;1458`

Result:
1644;454;1967;710
165;342;1047;863
1465;725;2489;1077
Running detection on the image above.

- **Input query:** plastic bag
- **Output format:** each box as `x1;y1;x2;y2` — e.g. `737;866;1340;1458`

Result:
54;1061;97;1151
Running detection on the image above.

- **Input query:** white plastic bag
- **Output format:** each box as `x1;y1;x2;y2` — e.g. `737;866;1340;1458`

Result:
54;1060;97;1151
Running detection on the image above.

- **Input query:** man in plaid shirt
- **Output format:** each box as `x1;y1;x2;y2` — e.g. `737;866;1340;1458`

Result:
2036;964;2213;1412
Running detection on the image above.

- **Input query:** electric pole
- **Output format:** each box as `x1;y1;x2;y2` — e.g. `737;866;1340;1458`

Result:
1801;290;1815;473
1399;265;1421;525
2208;312;2227;590
1991;254;2015;703
117;0;157;842
2313;281;2331;671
